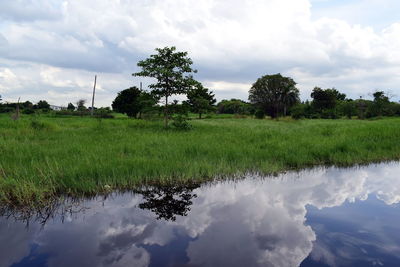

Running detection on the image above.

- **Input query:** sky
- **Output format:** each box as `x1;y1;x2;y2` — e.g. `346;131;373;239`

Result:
0;0;400;107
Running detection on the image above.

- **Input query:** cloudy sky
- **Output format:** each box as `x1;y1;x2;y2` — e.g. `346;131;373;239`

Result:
0;0;400;107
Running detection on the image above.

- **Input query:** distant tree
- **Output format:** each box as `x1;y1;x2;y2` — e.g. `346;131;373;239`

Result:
217;99;253;115
112;87;141;117
34;100;50;110
338;100;356;119
249;73;299;118
311;87;345;111
67;103;75;111
290;103;307;119
22;101;33;109
112;87;158;118
133;46;197;127
76;99;86;111
137;91;159;118
186;82;216;119
372;91;389;117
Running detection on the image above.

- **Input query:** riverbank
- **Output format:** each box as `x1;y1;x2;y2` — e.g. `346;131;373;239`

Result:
1;114;400;206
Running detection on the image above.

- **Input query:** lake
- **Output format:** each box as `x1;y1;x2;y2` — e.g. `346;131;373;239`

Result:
2;162;400;267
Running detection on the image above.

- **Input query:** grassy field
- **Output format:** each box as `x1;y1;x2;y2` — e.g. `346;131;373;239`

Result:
1;114;400;206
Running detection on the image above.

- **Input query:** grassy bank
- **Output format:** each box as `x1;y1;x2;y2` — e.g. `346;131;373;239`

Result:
1;114;400;206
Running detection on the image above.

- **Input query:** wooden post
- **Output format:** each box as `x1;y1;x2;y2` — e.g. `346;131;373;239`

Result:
12;97;20;121
91;75;97;116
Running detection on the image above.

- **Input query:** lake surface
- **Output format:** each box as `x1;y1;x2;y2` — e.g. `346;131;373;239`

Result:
2;162;400;267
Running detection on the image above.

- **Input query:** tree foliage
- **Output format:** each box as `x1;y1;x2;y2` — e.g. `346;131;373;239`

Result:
112;87;142;117
217;99;254;115
34;100;50;110
112;87;158;118
67;103;75;111
186;82;216;119
76;99;87;111
249;73;299;118
133;46;197;127
311;87;345;111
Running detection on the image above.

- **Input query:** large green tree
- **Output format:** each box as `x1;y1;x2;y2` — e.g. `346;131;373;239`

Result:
112;87;141;117
371;91;390;117
311;87;345;111
133;46;197;127
248;73;299;118
34;100;50;110
186;82;216;119
112;87;158;118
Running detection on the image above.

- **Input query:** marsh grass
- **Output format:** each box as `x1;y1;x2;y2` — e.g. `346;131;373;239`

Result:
1;113;400;206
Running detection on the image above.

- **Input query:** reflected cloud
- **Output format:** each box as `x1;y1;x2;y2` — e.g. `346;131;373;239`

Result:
1;163;400;267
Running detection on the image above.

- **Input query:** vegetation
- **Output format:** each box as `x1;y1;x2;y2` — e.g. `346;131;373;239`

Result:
1;114;400;206
2;46;400;208
111;87;158;118
217;99;254;115
249;73;300;118
133;46;198;127
185;82;216;119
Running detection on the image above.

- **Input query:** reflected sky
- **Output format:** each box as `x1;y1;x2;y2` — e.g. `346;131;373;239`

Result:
2;162;400;267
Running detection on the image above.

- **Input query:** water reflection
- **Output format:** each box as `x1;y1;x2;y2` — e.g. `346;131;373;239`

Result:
135;183;200;221
1;163;400;267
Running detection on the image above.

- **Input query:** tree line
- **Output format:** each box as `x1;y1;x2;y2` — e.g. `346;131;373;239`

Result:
1;46;400;124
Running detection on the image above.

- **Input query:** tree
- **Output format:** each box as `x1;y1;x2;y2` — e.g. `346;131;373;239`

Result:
186;82;216;119
133;46;197;127
112;87;158;118
311;87;345;111
67;103;75;111
137;91;159;119
112;87;141;117
34;100;50;110
76;99;86;111
249;73;299;118
216;99;254;115
371;91;390;117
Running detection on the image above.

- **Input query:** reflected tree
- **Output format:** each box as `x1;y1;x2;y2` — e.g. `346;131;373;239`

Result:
0;199;88;228
135;183;200;221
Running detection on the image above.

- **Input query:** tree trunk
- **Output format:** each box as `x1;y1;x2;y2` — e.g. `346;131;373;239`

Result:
199;113;202;119
164;95;168;128
283;105;287;117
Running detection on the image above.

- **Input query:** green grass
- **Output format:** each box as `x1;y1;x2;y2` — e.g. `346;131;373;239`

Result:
1;113;400;206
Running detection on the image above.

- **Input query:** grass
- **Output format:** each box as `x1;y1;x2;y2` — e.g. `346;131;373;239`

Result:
1;113;400;206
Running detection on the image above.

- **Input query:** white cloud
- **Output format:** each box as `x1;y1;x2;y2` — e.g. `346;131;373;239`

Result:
0;0;400;105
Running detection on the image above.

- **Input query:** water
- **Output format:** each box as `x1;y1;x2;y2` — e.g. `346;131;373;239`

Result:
2;163;400;267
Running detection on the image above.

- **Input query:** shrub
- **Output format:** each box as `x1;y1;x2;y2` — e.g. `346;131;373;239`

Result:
22;108;35;115
171;115;192;130
290;104;306;120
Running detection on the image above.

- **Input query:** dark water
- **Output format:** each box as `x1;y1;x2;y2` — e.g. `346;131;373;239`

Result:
2;163;400;267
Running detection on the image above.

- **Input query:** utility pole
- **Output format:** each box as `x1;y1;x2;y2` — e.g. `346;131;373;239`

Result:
91;75;97;116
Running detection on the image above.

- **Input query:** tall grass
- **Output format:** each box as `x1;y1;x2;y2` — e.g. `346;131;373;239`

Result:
1;114;400;206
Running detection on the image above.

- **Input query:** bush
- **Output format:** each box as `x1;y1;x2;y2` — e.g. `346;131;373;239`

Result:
0;107;15;113
171;115;192;130
22;108;35;115
254;110;265;119
290;104;306;120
